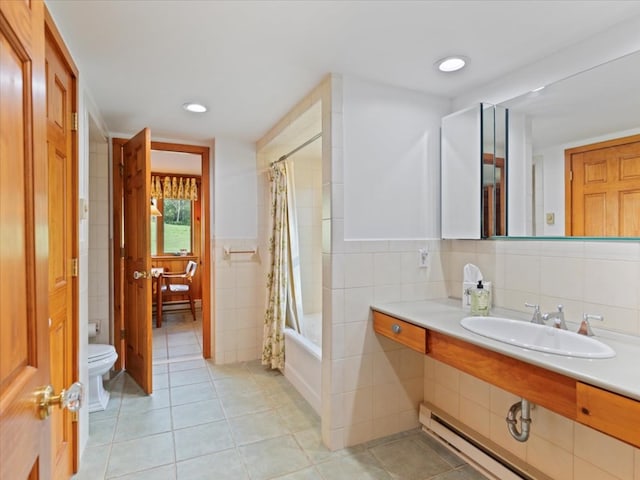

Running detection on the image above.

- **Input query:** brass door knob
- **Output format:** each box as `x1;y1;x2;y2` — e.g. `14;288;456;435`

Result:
133;270;148;280
36;382;83;420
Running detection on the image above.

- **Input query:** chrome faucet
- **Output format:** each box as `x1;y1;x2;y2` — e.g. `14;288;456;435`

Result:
524;303;544;325
543;305;567;330
578;313;604;336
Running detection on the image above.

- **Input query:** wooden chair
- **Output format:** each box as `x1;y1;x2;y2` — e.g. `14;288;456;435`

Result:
158;260;198;324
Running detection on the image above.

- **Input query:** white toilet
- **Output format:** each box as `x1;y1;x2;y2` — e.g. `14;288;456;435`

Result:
87;343;118;413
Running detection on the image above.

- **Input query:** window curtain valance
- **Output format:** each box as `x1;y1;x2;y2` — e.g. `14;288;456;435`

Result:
151;175;198;201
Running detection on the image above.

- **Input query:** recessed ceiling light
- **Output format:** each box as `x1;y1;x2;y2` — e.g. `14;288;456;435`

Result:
183;102;207;113
436;56;468;73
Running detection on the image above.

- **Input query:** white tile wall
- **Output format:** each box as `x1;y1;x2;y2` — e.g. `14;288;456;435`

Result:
88;139;110;345
213;238;264;364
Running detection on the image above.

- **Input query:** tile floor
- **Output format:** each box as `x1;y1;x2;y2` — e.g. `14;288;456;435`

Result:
74;310;488;480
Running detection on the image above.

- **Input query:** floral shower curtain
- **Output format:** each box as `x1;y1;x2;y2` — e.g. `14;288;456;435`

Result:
262;162;303;369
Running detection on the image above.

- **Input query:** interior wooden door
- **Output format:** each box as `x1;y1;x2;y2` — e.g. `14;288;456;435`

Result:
45;19;77;480
567;134;640;236
0;1;53;478
122;128;153;393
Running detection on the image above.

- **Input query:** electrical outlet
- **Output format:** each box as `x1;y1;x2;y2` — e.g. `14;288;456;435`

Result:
418;248;429;268
546;212;555;225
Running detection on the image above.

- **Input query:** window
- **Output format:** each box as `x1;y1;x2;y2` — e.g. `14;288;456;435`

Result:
163;199;192;253
150;197;196;255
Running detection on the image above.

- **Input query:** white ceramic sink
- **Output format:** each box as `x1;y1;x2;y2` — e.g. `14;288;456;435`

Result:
460;316;616;359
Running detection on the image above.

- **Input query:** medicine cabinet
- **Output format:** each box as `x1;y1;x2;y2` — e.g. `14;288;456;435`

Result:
441;103;508;239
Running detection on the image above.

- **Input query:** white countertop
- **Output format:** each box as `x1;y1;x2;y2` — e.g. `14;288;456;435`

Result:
371;299;640;402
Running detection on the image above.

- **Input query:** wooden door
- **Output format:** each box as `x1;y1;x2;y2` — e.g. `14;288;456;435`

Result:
45;19;77;480
0;1;52;479
566;134;640;236
122;129;153;393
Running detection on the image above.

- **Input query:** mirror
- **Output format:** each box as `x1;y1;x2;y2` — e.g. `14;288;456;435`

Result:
441;103;507;239
501;49;640;238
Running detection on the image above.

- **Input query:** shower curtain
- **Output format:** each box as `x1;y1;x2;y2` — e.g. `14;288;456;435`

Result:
262;162;304;369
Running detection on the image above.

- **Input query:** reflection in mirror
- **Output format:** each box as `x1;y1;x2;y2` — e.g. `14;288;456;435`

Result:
482;105;507;237
502;50;640;238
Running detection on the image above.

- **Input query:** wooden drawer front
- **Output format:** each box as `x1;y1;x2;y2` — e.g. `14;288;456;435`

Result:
428;331;577;419
577;382;640;448
372;311;427;354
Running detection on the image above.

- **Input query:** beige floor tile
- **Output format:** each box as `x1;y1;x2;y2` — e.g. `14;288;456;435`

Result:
107;464;176;480
174;419;234;461
113;407;172;442
119;388;170;416
87;417;117;447
219;389;271;418
169;367;210;387
171;398;225;429
239;435;311;480
170;381;217;406
168;358;206;372
213;375;261;397
272;466;323;480
370;436;450;479
314;451;392;480
105;432;174;478
176;449;249;480
229;409;289;445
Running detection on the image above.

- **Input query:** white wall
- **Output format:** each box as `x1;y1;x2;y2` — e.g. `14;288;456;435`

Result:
342;75;449;240
214;138;258;239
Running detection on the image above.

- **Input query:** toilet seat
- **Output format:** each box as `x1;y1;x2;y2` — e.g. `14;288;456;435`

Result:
88;343;116;363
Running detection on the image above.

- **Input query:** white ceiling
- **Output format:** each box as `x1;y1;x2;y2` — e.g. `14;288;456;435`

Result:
45;0;640;144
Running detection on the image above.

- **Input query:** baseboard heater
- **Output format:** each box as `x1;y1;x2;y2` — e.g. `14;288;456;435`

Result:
419;403;553;480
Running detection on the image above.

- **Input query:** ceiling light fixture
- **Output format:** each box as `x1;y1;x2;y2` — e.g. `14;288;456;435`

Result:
436;56;468;73
183;102;207;113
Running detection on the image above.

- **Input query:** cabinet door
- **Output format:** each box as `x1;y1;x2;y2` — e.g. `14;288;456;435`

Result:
441;105;482;239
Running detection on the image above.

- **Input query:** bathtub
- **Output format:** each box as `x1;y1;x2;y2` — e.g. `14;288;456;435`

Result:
283;317;321;415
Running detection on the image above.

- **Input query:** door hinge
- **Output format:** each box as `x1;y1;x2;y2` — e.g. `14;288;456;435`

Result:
120;329;126;340
71;411;79;423
70;258;79;277
569;170;573;181
120;246;125;258
119;163;124;177
71;112;78;132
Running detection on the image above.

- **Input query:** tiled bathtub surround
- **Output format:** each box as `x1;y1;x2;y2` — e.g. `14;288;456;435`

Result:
214;238;265;364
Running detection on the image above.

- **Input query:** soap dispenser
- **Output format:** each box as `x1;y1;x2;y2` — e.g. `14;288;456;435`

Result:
470;280;490;316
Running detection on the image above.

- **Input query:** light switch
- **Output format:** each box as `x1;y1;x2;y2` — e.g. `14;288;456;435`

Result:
546;212;555;225
79;198;89;220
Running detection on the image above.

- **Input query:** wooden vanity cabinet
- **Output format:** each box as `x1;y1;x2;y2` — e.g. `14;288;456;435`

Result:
577;382;640;447
372;309;640;449
428;331;576;419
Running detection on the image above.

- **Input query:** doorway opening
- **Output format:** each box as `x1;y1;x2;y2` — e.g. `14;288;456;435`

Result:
112;138;211;392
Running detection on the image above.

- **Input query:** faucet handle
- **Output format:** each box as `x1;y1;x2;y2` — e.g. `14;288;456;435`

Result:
578;313;604;336
525;303;544;324
557;304;564;313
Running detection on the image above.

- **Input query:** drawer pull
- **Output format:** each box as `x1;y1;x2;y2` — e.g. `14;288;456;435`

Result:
392;324;402;334
581;407;590;415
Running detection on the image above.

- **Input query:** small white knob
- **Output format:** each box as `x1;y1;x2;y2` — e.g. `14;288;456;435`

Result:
392;324;402;334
